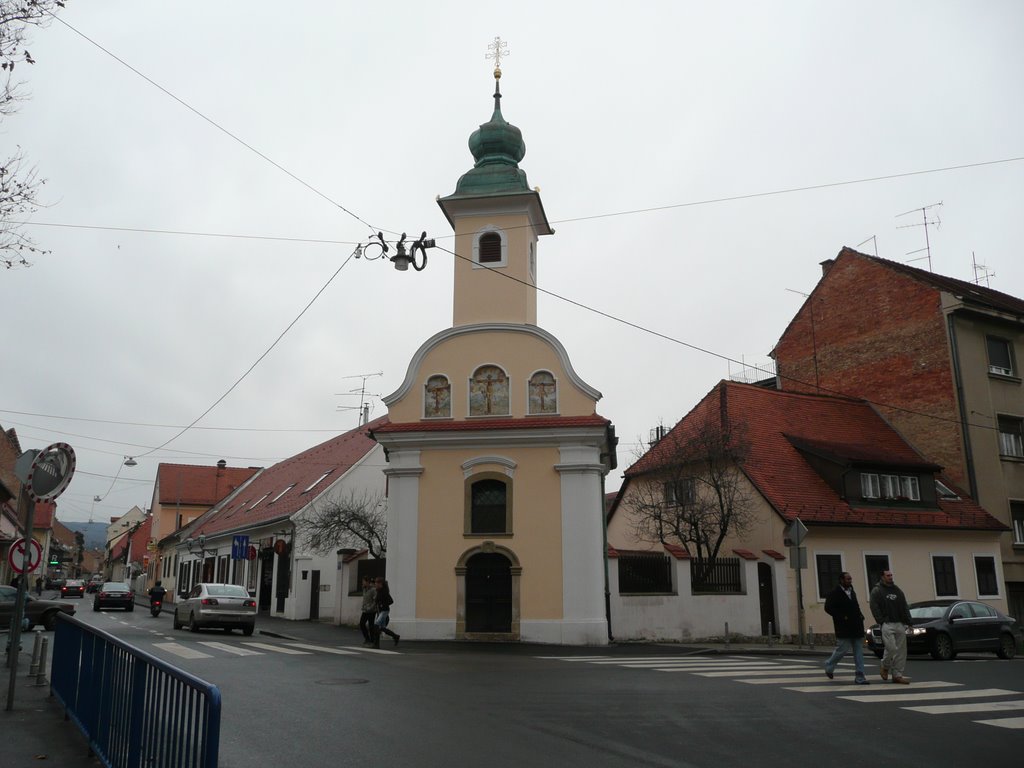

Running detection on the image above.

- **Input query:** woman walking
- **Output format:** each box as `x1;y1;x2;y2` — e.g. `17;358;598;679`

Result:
372;577;400;648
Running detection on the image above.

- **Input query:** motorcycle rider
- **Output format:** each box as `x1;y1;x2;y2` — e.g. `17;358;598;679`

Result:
148;580;167;612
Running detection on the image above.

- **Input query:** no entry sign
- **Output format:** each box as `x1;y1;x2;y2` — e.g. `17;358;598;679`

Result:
8;537;43;574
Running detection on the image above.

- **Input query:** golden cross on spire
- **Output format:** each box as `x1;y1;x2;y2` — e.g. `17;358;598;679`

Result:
485;36;510;75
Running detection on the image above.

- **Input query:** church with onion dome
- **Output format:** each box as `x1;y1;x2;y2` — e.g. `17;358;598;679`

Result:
371;50;617;645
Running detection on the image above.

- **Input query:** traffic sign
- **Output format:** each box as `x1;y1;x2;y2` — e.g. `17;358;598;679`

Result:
7;537;42;574
14;442;76;502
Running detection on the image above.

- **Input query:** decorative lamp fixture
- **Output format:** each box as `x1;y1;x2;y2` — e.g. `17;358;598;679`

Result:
123;456;138;467
354;231;433;272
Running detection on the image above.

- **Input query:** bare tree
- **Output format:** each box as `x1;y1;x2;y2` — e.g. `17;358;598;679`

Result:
1;0;68;268
623;419;756;587
296;490;387;558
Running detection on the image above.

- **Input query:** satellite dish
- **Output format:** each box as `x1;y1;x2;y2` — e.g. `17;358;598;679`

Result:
14;442;77;502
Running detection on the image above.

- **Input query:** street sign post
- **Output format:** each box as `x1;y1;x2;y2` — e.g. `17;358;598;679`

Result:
783;517;809;645
7;443;76;712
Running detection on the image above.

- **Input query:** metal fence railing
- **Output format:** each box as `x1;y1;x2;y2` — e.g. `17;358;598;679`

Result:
617;552;673;594
691;556;742;594
51;614;221;768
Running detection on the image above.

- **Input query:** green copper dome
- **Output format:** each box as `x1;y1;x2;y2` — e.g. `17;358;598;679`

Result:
446;71;531;198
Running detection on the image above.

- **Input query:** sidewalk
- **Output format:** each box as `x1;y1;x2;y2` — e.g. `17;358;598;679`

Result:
3;614;826;767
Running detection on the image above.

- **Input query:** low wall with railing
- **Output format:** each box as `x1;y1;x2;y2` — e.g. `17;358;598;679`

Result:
51;614;221;768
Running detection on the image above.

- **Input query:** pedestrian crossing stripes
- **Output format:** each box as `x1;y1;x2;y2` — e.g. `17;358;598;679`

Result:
150;639;398;662
537;653;1024;731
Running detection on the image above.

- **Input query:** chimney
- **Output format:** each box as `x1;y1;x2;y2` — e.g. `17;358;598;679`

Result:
819;258;834;276
216;459;227;471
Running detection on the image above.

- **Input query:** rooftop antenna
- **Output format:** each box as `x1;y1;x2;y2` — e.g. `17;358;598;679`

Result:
335;372;383;426
855;236;878;257
896;202;942;271
971;251;994;287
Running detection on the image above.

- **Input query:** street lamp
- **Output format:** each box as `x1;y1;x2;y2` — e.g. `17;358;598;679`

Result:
354;231;434;272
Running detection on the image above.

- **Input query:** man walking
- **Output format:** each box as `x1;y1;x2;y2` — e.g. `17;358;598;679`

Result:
869;570;913;684
823;572;869;684
358;575;377;646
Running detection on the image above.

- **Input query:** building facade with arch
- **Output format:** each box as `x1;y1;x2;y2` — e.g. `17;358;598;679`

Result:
372;69;616;645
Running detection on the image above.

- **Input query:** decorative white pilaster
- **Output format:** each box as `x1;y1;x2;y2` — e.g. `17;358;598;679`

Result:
382;450;423;635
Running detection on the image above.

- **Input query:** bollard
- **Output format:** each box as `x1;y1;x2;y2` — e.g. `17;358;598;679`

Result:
28;631;43;677
767;622;774;648
724;622;730;647
33;636;49;686
809;626;815;650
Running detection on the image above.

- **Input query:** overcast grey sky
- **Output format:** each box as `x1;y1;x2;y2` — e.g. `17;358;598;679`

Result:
3;2;1022;523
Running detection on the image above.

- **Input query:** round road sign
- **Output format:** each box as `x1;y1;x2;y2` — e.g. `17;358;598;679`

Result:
8;537;43;574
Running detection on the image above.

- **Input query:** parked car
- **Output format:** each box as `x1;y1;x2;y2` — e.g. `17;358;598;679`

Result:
173;583;256;635
0;585;76;630
45;574;65;590
93;582;135;612
86;575;105;594
865;599;1021;660
60;579;86;599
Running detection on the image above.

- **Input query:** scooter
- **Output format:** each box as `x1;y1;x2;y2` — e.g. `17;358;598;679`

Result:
150;599;162;617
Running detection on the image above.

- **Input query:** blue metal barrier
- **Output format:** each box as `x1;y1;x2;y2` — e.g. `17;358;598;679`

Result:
51;614;221;768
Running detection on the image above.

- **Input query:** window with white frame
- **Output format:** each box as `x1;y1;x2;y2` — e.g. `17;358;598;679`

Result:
986;336;1015;376
1012;502;1024;546
860;473;880;499
663;478;696;507
861;472;920;500
932;555;958;597
974;556;999;597
998;416;1024;458
473;228;507;267
864;554;890;591
815;553;843;599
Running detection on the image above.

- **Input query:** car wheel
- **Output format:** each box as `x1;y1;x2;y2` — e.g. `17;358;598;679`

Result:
172;613;182;630
997;633;1017;660
42;611;58;631
126;604;134;612
189;613;200;633
223;627;233;634
931;632;956;660
93;602;100;612
242;625;254;637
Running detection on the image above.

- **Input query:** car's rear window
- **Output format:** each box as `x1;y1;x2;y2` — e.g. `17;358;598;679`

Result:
207;585;249;598
102;583;130;591
909;605;946;619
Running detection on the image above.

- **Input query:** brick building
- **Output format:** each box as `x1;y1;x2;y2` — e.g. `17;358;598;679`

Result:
772;247;1024;621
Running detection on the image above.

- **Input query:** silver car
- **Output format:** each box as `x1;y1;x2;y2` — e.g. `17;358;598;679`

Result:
172;583;256;635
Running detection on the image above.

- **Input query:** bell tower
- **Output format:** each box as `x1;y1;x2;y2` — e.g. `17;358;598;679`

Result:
437;48;552;328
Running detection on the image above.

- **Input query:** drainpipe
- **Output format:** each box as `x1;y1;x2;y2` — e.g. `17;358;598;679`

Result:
947;314;978;498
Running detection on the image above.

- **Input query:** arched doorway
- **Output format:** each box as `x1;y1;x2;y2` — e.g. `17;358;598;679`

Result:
466;553;512;632
455;543;521;640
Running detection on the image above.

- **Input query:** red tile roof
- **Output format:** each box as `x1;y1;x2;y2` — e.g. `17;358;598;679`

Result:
191;417;387;538
372;414;610;434
156;463;260;506
842;247;1024;316
624;381;1005;532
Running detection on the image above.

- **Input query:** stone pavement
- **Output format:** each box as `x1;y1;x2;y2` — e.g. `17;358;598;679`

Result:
3;613;827;767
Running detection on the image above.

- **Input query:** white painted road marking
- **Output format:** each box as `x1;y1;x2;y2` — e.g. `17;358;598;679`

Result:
153;642;213;660
840;688;1020;703
284;643;358;655
197;641;264;656
974;716;1024;729
785;680;961;693
904;699;1024;715
241;642;312;655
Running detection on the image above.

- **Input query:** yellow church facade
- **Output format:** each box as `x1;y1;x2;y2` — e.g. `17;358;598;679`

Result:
372;67;616;645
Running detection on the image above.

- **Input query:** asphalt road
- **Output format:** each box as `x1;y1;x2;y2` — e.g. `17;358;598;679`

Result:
71;605;1024;768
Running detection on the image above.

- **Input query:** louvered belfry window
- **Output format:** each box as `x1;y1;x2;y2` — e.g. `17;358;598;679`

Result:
478;232;502;263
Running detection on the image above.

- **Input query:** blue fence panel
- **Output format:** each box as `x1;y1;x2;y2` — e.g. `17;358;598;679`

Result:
51;614;221;768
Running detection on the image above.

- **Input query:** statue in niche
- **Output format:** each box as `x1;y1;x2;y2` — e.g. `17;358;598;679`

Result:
469;365;509;416
528;371;557;414
424;375;451;418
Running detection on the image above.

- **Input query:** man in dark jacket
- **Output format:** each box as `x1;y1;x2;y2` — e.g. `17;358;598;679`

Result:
823;572;869;684
358;575;377;646
869;570;913;684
